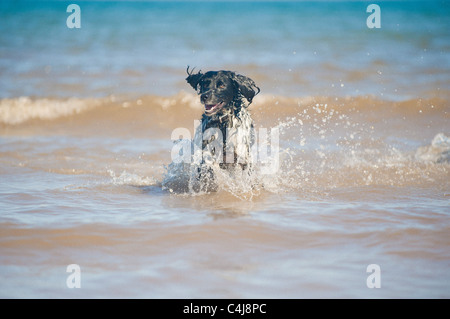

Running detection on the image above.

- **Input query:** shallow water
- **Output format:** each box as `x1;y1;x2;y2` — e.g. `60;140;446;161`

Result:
1;93;448;298
1;1;449;298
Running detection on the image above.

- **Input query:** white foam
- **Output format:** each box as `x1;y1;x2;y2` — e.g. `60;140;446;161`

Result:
415;133;450;164
108;170;158;187
0;97;104;125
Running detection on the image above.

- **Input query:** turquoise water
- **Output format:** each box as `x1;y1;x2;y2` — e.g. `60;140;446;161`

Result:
1;1;449;98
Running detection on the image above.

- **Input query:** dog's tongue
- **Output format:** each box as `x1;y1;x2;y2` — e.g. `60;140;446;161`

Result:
204;102;224;114
205;103;220;111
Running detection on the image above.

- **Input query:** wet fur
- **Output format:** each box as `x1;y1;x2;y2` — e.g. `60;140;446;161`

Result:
186;67;260;190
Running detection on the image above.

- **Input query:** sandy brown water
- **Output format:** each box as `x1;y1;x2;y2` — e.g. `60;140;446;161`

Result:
1;93;449;298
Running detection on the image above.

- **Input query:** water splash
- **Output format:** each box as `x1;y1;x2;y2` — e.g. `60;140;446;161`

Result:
159;97;448;200
108;170;158;187
415;133;450;164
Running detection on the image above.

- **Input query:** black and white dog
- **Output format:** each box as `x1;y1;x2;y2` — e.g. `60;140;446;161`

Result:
186;67;260;191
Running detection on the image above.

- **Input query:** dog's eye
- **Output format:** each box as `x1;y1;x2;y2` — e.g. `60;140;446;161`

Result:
201;81;210;89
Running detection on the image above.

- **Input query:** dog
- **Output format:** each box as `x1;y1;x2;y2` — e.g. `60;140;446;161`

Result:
185;67;260;191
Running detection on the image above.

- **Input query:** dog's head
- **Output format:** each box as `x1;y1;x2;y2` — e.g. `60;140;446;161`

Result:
186;67;260;116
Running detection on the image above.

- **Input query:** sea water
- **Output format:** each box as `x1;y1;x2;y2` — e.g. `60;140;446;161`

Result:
0;1;449;298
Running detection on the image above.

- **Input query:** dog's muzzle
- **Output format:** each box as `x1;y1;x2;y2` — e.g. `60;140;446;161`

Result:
204;101;225;116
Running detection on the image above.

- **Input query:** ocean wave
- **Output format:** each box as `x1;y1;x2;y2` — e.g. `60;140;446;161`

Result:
0;92;202;126
1;92;447;200
1;93;447;127
0;96;108;125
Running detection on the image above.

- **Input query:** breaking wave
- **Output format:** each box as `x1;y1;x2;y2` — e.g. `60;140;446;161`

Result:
1;92;448;200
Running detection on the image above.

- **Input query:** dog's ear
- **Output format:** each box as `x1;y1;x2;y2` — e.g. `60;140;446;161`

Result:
186;66;203;92
232;73;260;105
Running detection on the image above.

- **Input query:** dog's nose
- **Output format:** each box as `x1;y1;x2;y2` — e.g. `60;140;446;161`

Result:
201;92;209;103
